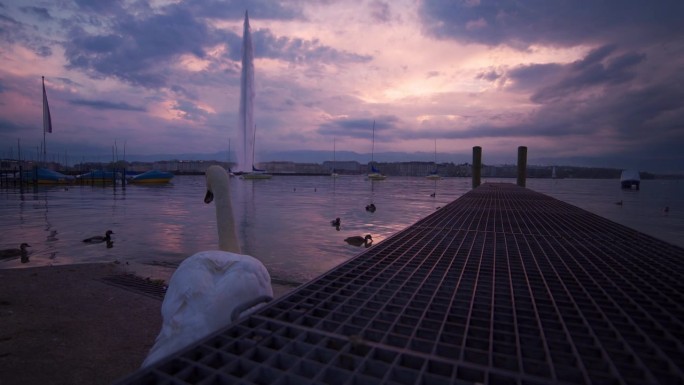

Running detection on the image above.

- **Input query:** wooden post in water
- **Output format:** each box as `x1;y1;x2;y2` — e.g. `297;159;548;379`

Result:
517;146;527;187
472;146;482;188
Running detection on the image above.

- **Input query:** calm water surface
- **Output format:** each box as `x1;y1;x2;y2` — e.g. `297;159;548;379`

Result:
1;176;682;284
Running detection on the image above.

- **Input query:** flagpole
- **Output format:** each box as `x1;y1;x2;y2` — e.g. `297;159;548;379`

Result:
42;76;46;166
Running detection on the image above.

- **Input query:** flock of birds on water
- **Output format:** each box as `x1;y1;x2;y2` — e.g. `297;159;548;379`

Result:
0;230;115;264
2;166;278;367
2;166;679;369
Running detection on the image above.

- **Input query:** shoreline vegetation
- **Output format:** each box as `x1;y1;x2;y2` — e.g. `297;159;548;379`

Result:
1;158;682;179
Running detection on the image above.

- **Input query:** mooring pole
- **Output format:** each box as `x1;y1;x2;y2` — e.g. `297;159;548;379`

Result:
472;146;482;188
517;146;527;187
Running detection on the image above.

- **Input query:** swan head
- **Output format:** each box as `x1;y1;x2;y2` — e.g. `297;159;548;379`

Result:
204;165;229;204
105;230;114;236
364;234;373;241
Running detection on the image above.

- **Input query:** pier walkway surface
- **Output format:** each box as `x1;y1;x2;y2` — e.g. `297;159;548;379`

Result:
116;183;684;385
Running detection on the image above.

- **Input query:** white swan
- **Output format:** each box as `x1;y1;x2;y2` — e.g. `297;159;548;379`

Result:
142;165;273;367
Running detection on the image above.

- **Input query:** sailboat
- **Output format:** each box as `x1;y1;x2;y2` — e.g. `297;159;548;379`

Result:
331;137;339;177
241;124;271;180
367;121;386;180
426;139;441;180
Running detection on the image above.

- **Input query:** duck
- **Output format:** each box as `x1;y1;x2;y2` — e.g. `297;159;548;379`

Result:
143;165;273;367
83;230;114;244
430;192;436;197
331;217;341;227
0;243;31;260
345;234;373;247
365;203;376;212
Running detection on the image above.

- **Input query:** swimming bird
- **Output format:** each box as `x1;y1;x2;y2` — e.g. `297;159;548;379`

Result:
82;230;114;244
0;243;30;260
365;203;376;212
143;165;273;367
615;200;623;206
331;217;341;227
345;234;373;247
430;192;436;197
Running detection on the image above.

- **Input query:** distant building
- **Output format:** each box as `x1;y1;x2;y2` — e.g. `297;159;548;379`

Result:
322;160;361;173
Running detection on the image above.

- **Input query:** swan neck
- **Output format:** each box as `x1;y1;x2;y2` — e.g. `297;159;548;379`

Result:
213;181;241;254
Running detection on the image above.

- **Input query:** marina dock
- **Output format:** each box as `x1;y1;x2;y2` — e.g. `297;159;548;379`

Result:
116;183;684;385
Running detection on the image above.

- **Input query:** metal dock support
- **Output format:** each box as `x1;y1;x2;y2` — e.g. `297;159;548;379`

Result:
117;183;684;385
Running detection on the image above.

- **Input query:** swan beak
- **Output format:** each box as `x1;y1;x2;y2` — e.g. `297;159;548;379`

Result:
204;190;214;204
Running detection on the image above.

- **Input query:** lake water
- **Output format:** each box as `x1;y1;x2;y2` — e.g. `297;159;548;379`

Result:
1;176;682;285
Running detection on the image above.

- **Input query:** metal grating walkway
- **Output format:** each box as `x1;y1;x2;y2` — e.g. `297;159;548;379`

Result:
116;183;684;385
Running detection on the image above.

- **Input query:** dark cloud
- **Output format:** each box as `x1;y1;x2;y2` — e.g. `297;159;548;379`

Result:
69;99;146;112
252;29;372;65
0;117;30;136
186;0;304;20
464;44;684;170
0;14;21;39
528;45;646;103
0;12;52;56
19;6;52;20
170;85;198;100
62;2;368;88
370;1;392;23
475;68;503;82
73;0;125;13
63;4;216;87
171;100;211;122
418;0;684;48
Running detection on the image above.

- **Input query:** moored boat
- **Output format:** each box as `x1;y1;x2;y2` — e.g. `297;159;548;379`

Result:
22;167;74;184
367;165;387;180
620;170;640;190
425;172;441;180
240;165;272;180
366;121;387;180
128;170;174;184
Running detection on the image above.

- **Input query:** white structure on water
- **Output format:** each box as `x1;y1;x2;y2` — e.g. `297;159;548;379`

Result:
236;11;255;173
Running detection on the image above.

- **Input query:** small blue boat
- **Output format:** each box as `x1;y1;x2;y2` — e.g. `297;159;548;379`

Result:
128;170;174;184
22;168;74;184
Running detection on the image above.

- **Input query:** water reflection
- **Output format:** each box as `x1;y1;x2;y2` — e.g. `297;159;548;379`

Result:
2;176;681;283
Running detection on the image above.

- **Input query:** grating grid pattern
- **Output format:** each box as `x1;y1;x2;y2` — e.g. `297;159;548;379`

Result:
117;183;684;385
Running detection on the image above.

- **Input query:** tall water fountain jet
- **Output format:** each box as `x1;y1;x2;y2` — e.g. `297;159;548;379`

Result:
236;10;255;173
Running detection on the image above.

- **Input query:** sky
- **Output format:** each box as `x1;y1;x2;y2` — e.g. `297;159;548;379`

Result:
0;0;683;173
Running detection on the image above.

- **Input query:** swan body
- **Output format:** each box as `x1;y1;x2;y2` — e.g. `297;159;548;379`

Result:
143;165;273;367
345;234;373;247
0;243;30;259
142;250;272;367
83;230;114;244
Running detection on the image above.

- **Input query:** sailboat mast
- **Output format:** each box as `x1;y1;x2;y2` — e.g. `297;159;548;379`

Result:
371;120;375;163
252;124;256;169
42;76;46;165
